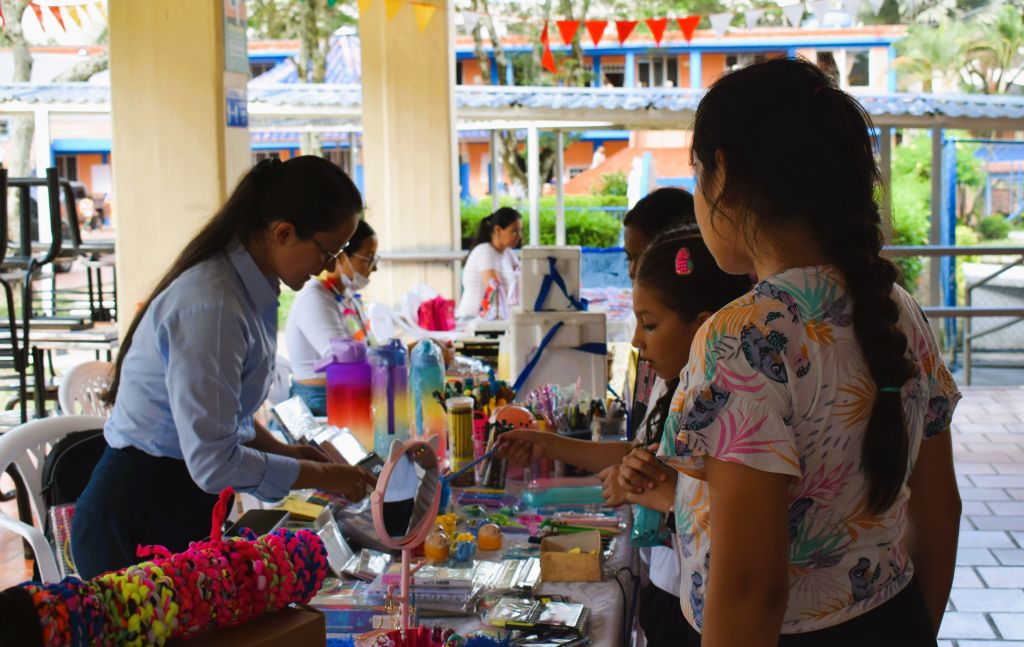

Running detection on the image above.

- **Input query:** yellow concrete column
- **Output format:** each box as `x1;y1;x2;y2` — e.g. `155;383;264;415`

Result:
359;0;459;305
109;0;251;327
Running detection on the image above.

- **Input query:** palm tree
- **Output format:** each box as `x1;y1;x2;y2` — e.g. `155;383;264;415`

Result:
894;19;971;92
964;3;1024;94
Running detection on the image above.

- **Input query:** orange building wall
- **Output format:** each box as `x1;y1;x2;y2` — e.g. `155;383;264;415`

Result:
461;59;485;85
702;54;726;88
75;153;110;196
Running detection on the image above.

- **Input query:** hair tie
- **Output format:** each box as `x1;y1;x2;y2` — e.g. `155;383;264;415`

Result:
675;247;693;275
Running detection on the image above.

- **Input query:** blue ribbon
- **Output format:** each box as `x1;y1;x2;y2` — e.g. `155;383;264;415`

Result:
533;256;588;312
512;321;608;395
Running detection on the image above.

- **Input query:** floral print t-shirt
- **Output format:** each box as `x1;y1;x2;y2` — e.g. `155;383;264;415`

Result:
662;266;960;634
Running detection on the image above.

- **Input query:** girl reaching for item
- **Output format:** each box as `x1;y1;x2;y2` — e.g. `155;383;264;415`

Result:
619;57;961;646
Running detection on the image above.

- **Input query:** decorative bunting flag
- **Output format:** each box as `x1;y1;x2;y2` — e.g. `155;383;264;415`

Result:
644;18;668;46
677;15;700;42
709;12;731;37
412;2;435;31
843;0;861;20
93;1;105;19
614;20;637;45
67;5;82;28
463;10;481;32
540;21;556;73
811;0;832;20
744;8;765;28
584;20;607;46
0;5;4;28
556;20;579;45
782;3;805;27
29;2;43;28
48;5;66;31
357;0;372;16
384;0;401;20
866;0;884;14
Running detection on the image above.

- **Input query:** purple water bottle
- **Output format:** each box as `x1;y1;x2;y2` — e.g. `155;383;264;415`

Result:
314;339;374;451
369;339;411;456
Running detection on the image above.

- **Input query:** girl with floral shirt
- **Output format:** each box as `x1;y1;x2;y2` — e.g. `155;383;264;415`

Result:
619;58;961;646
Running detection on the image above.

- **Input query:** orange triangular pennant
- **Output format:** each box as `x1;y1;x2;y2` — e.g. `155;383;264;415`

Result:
614;20;637;45
677;15;700;42
645;18;668;46
556;20;579;45
584;20;607;46
48;6;66;31
412;2;435;31
67;5;82;28
384;0;401;20
541;21;557;73
30;3;44;29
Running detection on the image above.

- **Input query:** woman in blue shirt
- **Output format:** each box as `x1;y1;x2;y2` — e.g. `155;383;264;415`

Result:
72;156;376;579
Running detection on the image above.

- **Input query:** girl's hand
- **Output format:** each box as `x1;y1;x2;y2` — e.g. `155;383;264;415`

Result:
598;465;629;507
320;463;378;502
625;473;676;513
495;429;550;467
618;444;673;493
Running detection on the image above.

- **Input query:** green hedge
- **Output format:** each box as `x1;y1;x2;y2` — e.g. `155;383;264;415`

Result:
461;196;625;249
979;214;1011;241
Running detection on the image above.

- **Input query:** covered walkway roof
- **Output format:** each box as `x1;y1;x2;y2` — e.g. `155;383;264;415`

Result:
1;82;1023;131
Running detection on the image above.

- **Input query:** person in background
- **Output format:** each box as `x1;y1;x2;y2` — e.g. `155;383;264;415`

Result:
456;207;522;320
286;219;379;416
72;157;376;579
498;229;751;647
619;58;961;646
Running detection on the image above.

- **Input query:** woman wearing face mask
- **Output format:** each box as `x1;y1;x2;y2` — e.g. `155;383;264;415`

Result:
285;218;379;416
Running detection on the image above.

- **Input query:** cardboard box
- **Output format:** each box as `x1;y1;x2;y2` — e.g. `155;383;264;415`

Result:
540;530;603;583
175;606;326;647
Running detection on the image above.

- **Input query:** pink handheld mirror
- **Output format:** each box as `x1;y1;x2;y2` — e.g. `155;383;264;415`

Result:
369;435;442;632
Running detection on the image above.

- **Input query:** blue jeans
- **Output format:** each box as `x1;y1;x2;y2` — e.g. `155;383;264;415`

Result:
290;381;327;417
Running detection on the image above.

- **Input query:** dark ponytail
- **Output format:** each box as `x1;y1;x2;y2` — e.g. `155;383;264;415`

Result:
473;207;522;247
692;57;916;514
104;156;362;405
634;228;753;445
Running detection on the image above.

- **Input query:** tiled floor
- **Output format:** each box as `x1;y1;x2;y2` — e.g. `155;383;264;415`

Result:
1;387;1023;643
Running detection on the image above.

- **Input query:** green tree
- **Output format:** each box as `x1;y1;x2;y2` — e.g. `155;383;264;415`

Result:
964;3;1024;94
894;19;970;92
249;0;355;155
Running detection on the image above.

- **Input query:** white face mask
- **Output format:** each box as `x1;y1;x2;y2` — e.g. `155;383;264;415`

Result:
341;270;370;292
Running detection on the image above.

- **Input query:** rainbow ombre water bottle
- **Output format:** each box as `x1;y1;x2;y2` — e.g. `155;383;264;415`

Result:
411;339;447;460
314;338;374;451
369;338;411;457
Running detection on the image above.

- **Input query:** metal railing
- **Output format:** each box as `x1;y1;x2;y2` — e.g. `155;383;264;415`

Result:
883;246;1024;385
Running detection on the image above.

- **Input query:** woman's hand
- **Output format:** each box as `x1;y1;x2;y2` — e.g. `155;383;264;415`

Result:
598;465;629;507
289;443;331;463
618;444;674;494
320;463;378;502
495;429;551;467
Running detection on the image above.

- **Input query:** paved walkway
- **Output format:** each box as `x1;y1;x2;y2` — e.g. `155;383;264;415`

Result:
1;386;1023;643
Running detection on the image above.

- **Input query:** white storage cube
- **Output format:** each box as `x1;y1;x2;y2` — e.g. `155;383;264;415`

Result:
519;246;583;312
504;309;607;398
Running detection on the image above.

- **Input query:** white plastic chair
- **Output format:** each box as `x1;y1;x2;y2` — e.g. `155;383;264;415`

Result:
58;361;113;417
0;415;107;583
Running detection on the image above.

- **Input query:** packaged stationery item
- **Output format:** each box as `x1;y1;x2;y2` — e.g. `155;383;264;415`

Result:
341;549;392;581
484;596;589;634
447;396;476;486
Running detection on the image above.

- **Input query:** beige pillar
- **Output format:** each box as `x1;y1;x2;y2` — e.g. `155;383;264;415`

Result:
359;0;459;306
109;0;251;328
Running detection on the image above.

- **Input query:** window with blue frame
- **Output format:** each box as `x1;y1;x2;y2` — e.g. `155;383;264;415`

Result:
637;56;678;88
56;155;77;182
847;49;871;87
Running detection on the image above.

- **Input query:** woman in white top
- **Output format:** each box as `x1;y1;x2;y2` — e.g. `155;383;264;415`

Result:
456;207;522;319
285;219;379;416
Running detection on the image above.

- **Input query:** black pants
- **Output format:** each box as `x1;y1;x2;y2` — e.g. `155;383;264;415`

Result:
71;446;221;579
682;577;936;647
639;583;693;647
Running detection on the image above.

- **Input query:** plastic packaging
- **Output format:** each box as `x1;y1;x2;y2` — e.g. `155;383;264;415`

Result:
315;339;373;451
369;338;411;456
411;339;447;459
521;486;605;508
631;427;673;547
446;396;475;487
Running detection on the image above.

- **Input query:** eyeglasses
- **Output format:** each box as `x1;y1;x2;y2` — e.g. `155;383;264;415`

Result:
313;238;350;268
351;252;381;269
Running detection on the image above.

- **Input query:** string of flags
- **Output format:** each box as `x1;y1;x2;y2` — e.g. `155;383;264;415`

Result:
1;1;108;32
